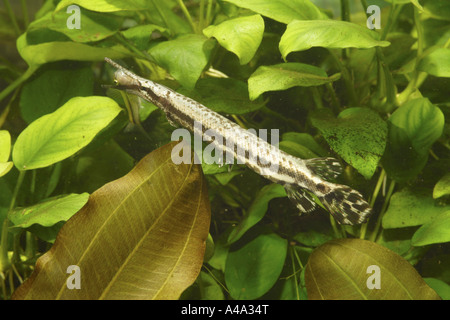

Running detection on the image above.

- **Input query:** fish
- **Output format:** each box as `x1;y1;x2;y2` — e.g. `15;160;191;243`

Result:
104;57;372;225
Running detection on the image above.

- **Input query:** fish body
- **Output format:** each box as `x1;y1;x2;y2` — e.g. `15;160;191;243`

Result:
105;58;372;225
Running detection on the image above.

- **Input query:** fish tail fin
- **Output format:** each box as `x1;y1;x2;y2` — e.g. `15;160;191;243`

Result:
318;186;372;225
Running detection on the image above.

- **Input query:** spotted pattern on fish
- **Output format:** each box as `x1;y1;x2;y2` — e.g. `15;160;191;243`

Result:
104;58;372;225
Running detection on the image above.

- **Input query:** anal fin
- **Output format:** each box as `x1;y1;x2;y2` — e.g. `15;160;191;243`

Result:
284;184;317;213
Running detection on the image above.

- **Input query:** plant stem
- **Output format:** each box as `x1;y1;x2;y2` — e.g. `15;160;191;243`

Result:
341;0;350;22
199;0;205;30
329;50;358;106
397;6;425;105
330;215;343;238
20;0;29;28
369;179;395;242
326;83;340;110
360;169;386;239
381;3;403;41
150;0;170;29
205;0;213;26
176;0;197;33
0;171;26;274
311;87;324;109
0;66;36;104
3;0;21;36
289;246;300;300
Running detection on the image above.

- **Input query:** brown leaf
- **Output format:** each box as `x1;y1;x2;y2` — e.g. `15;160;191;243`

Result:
13;141;210;299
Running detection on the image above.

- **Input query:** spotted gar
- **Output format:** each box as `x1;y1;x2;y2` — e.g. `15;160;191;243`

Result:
104;57;372;225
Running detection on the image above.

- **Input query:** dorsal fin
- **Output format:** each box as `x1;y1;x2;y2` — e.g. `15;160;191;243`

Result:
304;157;343;181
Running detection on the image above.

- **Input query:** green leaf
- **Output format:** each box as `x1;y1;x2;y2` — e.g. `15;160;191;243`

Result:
17;33;127;68
248;62;340;100
434;173;450;199
310;108;387;179
55;0;150;13
20;63;94;123
223;0;327;24
423;0;450;21
9;193;89;228
0;162;13;178
382;188;450;229
382;98;444;182
305;239;440;300
411;211;450;246
149;34;216;89
0;130;13;178
278;140;318;159
225;229;288;299
28;9;122;43
203;14;264;65
0;130;11;163
121;24;168;51
227;184;286;244
424;278;450;300
12;142;210;299
13;96;122;171
418;48;450;78
71;140;135;194
281;132;327;157
279;20;390;60
177;78;265;114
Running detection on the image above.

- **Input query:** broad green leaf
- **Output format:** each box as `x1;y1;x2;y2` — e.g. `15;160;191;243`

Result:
196;271;225;300
0;130;13;178
12;142;210;299
225;229;288;299
0;162;13;178
281;132;327;157
0;130;11;162
377;228;428;265
248;63;340;100
177;78;265;114
310;108;387;179
424;278;450;300
17;33;127;68
227;184;286;244
384;0;423;11
149;34;216;89
390;98;444;153
55;0;150;13
20;63;94;123
434;173;450;199
279;20;390;60
411;211;450;246
9;193;89;228
13;96;122;171
305;239;440;300
28;9;122;43
423;0;450;21
278;140;318;159
121;24;168;51
223;0;327;24
293;220;336;247
203;14;264;65
71;140;135;194
418;48;450;78
382;98;444;182
382;188;450;229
